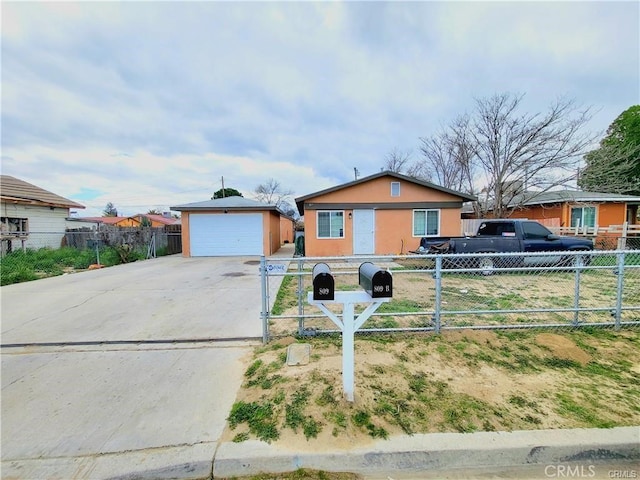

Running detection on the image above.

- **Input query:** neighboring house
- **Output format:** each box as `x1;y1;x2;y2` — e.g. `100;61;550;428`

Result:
507;191;640;230
171;197;293;256
69;214;180;228
1;175;85;252
295;171;477;257
72;216;142;227
133;213;181;228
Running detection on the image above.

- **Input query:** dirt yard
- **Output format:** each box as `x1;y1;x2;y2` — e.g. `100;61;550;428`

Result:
222;328;639;450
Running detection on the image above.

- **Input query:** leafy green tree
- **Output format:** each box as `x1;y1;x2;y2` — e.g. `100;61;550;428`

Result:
212;187;243;199
146;209;161;215
579;105;640;195
103;202;118;217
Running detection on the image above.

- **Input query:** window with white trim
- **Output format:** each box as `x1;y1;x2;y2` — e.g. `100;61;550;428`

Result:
317;211;344;238
391;182;401;197
413;209;440;236
570;206;596;228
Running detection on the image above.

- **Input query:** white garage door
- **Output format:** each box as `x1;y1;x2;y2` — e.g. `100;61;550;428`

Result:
190;213;264;256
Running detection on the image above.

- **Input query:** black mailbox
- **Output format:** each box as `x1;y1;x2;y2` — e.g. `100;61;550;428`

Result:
359;262;393;298
312;263;335;301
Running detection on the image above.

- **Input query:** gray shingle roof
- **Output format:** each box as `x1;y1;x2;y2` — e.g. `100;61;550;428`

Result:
171;196;280;211
515;190;640;206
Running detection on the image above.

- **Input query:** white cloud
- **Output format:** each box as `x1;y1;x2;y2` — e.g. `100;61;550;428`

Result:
1;1;638;218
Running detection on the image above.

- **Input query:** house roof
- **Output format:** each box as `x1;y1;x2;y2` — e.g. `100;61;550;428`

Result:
513;190;640;207
135;214;180;225
171;196;283;213
0;175;85;209
75;216;140;225
295;170;477;215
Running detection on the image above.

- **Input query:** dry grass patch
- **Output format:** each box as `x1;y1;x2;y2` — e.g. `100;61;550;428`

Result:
224;328;639;450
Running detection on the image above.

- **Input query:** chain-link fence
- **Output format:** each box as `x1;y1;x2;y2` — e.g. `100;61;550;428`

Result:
261;250;640;341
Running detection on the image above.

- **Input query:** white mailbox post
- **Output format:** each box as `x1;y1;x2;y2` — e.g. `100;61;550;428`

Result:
307;291;390;402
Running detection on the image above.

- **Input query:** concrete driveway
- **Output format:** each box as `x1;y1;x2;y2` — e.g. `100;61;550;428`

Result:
1;252;287;479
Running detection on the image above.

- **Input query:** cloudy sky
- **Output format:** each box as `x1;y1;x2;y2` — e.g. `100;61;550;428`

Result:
2;1;638;217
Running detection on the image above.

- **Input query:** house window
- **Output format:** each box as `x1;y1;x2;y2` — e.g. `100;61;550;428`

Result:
391;182;401;197
571;206;596;228
1;217;29;234
317;211;344;238
413;210;440;236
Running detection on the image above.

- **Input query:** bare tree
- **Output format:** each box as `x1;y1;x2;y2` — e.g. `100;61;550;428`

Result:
417;115;477;194
254;178;294;209
384;147;413;173
417;93;596;218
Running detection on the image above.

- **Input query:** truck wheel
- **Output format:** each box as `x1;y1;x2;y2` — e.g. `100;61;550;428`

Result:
477;257;495;276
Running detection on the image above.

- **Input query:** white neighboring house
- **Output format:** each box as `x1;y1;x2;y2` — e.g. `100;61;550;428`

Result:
1;175;85;253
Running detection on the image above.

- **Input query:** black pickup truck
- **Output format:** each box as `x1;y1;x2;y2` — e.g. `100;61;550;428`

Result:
416;219;593;271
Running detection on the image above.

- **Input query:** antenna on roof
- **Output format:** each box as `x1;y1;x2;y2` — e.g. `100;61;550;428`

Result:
221;176;225;198
354;167;359;180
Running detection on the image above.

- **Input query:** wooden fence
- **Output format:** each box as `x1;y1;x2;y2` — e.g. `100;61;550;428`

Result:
65;225;182;254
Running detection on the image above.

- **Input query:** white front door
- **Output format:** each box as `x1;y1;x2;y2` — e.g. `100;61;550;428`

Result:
353;209;375;254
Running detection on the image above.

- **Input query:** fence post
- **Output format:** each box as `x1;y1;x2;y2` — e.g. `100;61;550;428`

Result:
614;251;625;331
573;254;583;326
260;255;269;343
297;259;304;337
434;256;442;334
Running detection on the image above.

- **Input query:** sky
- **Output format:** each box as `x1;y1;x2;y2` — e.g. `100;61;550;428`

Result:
2;1;639;218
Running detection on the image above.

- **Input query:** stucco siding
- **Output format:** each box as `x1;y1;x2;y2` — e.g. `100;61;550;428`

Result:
266;211;280;255
308;176;461;204
597;203;626;227
279;216;294;244
510;205;564;223
179;210;283;257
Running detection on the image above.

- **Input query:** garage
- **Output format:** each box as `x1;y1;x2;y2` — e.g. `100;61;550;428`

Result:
189;213;263;256
171;196;294;257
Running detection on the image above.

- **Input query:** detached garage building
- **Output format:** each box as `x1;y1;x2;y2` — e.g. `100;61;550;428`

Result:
171;197;293;257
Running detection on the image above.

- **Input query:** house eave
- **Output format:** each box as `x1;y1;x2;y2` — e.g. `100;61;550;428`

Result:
1;195;84;210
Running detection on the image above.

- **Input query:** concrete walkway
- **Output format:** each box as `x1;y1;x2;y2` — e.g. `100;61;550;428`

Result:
1;250;291;479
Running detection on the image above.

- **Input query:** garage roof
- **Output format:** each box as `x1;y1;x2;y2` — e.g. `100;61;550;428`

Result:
171;196;282;212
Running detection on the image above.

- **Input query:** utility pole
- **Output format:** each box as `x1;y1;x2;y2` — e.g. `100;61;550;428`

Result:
221;176;225;198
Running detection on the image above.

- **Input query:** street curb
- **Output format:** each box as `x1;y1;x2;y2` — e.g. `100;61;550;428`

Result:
213;426;639;478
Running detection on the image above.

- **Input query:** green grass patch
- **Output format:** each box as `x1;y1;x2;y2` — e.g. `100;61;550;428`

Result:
271;275;296;315
0;245;157;285
555;392;616;428
228;400;280;443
